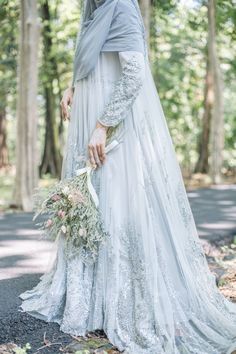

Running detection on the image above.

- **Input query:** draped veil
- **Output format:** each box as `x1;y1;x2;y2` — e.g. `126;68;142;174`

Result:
71;2;236;352
72;0;145;84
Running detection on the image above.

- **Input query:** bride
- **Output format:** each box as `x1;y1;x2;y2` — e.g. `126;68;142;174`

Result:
20;1;236;353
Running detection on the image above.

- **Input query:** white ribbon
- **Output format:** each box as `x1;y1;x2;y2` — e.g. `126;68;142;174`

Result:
75;139;119;208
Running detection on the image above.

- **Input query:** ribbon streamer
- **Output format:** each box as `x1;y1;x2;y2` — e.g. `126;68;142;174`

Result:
75;139;119;207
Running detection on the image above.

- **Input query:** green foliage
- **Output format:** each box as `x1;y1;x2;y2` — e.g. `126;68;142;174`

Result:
38;0;81;89
0;1;18;165
151;1;236;171
13;343;31;354
151;2;207;169
0;0;19;101
0;0;236;175
37;0;81;160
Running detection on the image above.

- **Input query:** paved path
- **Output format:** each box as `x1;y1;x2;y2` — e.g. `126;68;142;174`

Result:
0;184;236;352
188;184;236;241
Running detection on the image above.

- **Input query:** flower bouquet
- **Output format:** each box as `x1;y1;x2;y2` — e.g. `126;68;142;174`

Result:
33;140;119;264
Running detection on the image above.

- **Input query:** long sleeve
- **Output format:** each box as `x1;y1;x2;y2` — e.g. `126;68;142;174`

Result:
98;51;146;127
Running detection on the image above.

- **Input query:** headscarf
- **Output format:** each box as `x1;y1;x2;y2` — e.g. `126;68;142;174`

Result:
72;0;146;86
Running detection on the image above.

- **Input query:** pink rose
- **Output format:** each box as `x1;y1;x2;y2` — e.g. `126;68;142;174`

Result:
68;191;86;205
58;210;66;218
45;219;53;228
51;194;61;202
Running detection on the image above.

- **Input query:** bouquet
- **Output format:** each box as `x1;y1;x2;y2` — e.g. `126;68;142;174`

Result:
33;140;119;264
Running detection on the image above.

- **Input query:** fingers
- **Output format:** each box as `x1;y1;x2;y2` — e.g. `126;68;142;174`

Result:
60;100;70;121
60;88;73;121
88;145;96;168
69;95;73;106
93;146;102;167
88;144;106;168
98;144;106;164
88;127;107;168
88;145;101;168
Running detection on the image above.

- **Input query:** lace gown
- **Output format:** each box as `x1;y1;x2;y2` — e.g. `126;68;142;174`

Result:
20;51;236;354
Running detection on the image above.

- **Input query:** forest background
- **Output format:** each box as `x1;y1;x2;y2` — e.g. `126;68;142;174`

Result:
0;0;235;211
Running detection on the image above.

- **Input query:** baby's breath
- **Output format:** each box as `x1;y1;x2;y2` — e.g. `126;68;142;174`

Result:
33;172;108;264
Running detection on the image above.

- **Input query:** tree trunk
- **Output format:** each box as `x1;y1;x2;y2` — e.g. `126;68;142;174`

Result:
39;0;62;177
0;103;9;168
195;60;213;173
40;85;61;176
13;0;40;211
195;0;224;183
139;0;151;47
208;0;224;183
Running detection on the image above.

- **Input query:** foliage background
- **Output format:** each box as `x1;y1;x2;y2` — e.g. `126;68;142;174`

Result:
0;0;235;194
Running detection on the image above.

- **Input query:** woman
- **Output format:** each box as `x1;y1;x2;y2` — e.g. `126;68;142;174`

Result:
20;1;236;353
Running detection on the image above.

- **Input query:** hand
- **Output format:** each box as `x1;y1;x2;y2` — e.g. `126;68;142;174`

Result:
60;87;74;121
88;122;108;168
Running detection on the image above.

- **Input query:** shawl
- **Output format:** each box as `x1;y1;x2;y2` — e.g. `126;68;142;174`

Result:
72;0;145;86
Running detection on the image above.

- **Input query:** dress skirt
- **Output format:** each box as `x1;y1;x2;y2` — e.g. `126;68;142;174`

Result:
20;52;236;354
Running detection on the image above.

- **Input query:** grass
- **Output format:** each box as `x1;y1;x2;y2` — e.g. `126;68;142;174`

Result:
0;168;57;212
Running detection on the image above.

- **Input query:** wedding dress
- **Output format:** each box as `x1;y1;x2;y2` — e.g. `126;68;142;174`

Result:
20;49;236;354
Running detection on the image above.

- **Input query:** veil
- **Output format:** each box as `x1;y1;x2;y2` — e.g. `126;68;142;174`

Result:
49;0;236;354
131;57;236;352
73;7;236;350
72;0;145;84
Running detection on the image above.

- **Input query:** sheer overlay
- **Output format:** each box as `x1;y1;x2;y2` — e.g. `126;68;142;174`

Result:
20;51;236;354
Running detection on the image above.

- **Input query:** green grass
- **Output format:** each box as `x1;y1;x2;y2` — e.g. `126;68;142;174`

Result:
0;170;57;212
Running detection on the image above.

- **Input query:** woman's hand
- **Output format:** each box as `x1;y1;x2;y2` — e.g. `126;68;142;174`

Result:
60;87;74;121
88;122;108;168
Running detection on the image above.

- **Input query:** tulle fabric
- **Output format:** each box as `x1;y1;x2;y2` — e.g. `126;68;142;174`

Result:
20;52;236;354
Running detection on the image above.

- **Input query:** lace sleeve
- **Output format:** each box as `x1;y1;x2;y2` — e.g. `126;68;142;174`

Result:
98;51;145;127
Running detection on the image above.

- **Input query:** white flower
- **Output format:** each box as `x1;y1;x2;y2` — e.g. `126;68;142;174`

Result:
62;186;70;195
68;194;73;201
61;225;67;234
79;228;87;238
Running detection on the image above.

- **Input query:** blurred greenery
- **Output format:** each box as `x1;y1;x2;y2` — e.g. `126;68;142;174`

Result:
0;0;235;198
152;0;236;171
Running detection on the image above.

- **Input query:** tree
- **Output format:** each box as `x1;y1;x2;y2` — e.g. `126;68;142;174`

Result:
195;58;212;174
0;1;19;169
39;0;62;177
0;100;8;168
208;0;224;183
13;0;41;211
195;0;224;183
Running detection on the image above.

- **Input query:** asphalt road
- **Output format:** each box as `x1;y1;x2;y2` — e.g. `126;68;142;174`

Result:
0;184;236;353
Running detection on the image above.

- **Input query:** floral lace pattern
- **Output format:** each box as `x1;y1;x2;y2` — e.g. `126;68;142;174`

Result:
98;54;145;127
20;51;236;354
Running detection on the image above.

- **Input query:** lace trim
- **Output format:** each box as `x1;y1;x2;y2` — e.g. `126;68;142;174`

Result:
98;55;144;127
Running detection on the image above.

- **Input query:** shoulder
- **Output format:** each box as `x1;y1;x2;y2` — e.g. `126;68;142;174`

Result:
114;0;141;26
116;0;139;16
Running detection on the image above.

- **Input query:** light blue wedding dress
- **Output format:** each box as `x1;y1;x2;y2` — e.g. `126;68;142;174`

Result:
20;50;236;353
